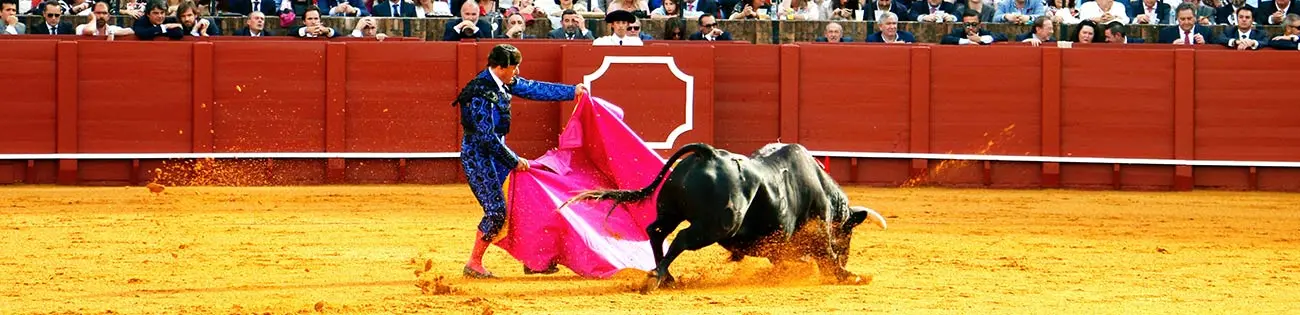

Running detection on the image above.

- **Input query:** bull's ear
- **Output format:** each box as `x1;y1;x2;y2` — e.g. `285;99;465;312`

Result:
845;206;887;231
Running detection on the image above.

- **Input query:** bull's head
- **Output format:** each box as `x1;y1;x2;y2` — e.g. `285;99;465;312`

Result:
832;206;888;266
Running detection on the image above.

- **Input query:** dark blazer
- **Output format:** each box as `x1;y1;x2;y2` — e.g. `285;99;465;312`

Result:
290;26;342;38
182;18;223;36
688;30;733;41
1157;25;1214;43
233;27;275;36
866;30;916;42
1215;5;1254;25
548;28;594;39
1125;37;1146;43
940;28;1007;44
908;1;956;21
228;0;279;16
370;0;417;17
1015;32;1055;42
815;35;855;42
861;1;910;21
1217;28;1270;49
29;21;74;35
131;17;183;40
1126;1;1171;23
321;0;370;16
1255;0;1300;25
442;19;494;41
1269;35;1299;49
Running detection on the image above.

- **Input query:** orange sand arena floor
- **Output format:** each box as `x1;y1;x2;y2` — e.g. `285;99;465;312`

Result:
3;185;1299;314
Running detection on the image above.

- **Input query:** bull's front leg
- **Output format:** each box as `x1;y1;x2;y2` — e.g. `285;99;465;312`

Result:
802;222;865;284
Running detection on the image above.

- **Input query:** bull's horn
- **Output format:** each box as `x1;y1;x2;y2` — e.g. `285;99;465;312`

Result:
863;207;887;230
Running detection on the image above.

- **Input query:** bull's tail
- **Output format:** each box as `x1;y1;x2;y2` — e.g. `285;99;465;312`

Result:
561;143;717;217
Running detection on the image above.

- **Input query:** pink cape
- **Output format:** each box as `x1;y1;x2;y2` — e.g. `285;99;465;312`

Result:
495;95;665;279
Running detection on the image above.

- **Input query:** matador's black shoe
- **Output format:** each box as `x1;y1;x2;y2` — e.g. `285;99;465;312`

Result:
463;266;498;279
523;263;560;275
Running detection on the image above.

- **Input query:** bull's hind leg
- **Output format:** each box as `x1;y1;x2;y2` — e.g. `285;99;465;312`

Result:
642;226;721;294
644;216;682;286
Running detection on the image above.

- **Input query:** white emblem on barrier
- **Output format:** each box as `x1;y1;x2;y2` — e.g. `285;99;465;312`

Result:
583;56;695;150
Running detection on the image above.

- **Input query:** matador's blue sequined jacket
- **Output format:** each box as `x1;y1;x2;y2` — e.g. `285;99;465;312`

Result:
456;70;577;183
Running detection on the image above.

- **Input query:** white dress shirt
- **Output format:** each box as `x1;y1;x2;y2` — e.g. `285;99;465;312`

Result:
1078;1;1129;24
593;34;644;46
75;24;123;36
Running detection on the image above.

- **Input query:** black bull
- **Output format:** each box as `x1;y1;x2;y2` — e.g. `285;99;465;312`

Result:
565;142;887;293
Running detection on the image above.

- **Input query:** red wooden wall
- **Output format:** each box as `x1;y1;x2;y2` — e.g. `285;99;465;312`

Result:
2;39;1299;191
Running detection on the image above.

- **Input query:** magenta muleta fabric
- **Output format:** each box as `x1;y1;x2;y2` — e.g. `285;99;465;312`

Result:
495;94;666;279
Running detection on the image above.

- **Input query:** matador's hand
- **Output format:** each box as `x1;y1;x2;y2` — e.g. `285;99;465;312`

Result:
574;83;587;98
516;157;530;172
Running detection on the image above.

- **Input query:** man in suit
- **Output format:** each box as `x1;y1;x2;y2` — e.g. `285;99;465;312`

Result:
443;1;493;40
687;12;731;40
941;9;1007;44
1256;0;1300;24
1268;13;1299;49
1216;0;1253;24
1104;21;1145;43
1;0;26;35
234;10;274;36
497;12;537;38
1129;0;1172;24
1159;3;1214;43
292;5;340;38
863;0;909;21
131;0;183;40
548;9;592;39
815;22;853;42
371;0;416;17
177;1;221;37
994;0;1045;24
911;0;957;22
1016;15;1055;46
1219;6;1270;48
322;0;368;16
31;1;73;34
228;0;277;16
866;11;916;42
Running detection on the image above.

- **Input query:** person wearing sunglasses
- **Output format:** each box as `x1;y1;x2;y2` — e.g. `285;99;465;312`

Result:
1;0;27;35
628;19;653;40
593;10;644;46
940;9;1007;45
1269;13;1300;49
688;14;732;41
32;1;74;34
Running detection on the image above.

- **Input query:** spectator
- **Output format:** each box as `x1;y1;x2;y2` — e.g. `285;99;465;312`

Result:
910;0;957;22
67;0;90;16
864;0;907;21
506;0;549;23
607;0;648;14
825;0;860;21
1159;3;1213;43
1218;6;1268;48
866;11;915;42
688;12;732;40
676;0;715;19
1267;13;1298;48
1;0;26;35
1017;15;1056;45
957;0;995;22
1046;0;1081;24
372;0;417;16
131;0;183;40
548;9;593;39
1256;0;1300;24
280;0;314;17
322;0;369;16
76;1;132;35
119;0;147;18
1130;0;1171;24
777;0;821;20
1071;19;1101;42
628;18;652;39
940;9;1007;44
594;9;644;45
1104;21;1144;42
413;0;452;16
443;1;493;40
994;0;1045;24
351;16;389;40
1216;0;1253;24
651;0;684;18
32;1;74;34
292;5;340;38
233;10;273;36
730;0;772;19
1169;0;1214;24
1080;0;1129;24
549;0;591;29
497;11;536;38
661;16;685;39
815;21;852;42
228;0;277;16
177;1;220;36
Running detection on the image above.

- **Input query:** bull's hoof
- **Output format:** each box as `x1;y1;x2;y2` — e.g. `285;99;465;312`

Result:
728;252;745;262
838;273;872;285
639;275;661;294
